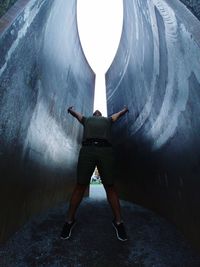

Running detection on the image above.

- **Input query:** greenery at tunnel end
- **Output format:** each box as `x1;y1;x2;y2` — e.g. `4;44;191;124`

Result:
0;0;17;18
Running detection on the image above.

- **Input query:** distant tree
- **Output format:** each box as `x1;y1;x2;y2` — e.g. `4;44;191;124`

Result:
180;0;200;21
0;0;17;18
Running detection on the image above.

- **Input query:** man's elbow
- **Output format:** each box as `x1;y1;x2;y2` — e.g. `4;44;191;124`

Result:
78;116;83;123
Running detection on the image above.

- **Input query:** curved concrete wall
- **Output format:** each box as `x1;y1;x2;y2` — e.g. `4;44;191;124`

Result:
106;0;200;249
0;0;95;242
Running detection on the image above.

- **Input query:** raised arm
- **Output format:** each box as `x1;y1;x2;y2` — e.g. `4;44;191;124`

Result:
111;107;129;122
67;106;83;123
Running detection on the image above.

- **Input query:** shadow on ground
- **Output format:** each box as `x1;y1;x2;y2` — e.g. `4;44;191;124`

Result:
0;197;200;267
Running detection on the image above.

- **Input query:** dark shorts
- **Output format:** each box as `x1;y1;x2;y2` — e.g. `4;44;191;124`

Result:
77;146;115;185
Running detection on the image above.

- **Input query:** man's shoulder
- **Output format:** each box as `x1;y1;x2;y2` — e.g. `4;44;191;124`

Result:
80;116;88;125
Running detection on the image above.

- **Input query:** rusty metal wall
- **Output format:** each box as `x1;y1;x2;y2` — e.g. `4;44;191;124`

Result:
106;0;200;250
0;0;95;242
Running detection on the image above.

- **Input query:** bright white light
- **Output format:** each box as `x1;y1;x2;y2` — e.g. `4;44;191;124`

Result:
77;0;123;116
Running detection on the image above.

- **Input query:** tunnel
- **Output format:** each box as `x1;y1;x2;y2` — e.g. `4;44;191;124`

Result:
0;0;200;265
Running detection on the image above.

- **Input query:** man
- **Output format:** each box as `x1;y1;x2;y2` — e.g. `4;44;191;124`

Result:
60;106;129;241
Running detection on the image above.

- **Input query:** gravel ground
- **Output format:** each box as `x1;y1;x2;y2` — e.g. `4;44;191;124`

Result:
0;196;200;267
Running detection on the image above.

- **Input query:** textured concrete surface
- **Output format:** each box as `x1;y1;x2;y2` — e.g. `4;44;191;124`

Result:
0;197;200;267
106;0;200;250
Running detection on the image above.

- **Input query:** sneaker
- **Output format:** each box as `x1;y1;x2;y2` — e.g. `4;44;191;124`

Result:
60;220;76;239
112;220;128;241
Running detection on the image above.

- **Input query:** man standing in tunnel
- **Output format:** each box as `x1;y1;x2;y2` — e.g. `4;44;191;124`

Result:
60;106;129;241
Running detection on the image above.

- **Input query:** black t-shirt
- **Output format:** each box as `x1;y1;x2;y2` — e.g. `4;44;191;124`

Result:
81;116;113;143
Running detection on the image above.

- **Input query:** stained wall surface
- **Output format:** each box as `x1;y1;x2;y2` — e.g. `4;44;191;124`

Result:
106;0;200;249
0;0;95;242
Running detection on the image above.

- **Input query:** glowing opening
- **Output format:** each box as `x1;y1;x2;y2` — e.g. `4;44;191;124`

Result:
77;0;123;198
77;0;123;116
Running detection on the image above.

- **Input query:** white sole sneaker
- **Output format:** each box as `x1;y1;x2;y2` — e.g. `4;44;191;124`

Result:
60;221;76;240
112;222;128;241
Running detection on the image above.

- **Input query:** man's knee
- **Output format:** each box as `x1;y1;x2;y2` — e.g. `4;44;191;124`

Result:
75;183;88;193
103;183;115;192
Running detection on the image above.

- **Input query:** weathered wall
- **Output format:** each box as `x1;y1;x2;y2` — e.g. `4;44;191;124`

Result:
0;0;95;242
106;0;200;250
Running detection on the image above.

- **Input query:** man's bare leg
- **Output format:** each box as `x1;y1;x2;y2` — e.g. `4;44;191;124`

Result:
66;183;88;222
104;184;128;241
61;183;87;239
103;184;122;224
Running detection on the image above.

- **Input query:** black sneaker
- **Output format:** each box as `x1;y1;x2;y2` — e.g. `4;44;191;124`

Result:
60;220;76;239
112;220;128;241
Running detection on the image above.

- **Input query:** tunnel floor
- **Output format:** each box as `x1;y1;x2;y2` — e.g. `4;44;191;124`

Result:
0;194;200;267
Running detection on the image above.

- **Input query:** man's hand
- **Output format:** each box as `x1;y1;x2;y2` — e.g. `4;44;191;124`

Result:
67;106;83;123
67;106;74;113
111;106;129;122
123;106;129;113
